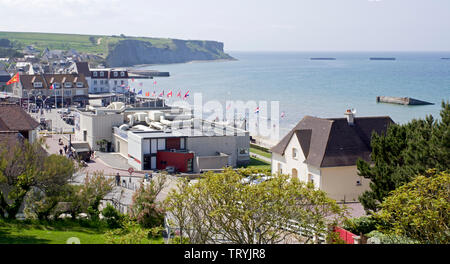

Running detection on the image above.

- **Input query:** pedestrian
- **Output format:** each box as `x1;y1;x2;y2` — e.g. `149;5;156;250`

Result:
115;173;120;186
59;149;63;155
64;145;68;153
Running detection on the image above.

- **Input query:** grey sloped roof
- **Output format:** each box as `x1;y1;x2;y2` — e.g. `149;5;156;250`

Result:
271;115;394;167
0;103;40;131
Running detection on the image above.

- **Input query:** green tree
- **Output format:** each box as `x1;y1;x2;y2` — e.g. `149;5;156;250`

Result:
165;169;346;244
0;139;47;219
357;101;450;212
374;170;449;244
80;171;114;220
24;155;75;220
131;174;167;228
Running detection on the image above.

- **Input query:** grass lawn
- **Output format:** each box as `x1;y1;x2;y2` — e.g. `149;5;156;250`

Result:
0;220;164;244
245;157;271;171
250;147;272;159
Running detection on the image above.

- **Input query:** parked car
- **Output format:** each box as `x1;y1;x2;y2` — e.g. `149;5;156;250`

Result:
166;166;176;174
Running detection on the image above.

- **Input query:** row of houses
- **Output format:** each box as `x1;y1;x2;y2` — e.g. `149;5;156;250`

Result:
5;62;131;107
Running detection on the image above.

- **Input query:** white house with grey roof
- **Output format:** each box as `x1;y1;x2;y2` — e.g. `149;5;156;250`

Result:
270;110;394;202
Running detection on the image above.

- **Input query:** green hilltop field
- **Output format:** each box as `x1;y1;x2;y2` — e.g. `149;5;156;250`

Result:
0;31;233;67
0;31;174;57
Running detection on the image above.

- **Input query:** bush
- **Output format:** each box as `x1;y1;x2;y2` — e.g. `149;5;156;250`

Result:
171;235;190;244
148;226;164;239
366;231;419;244
343;216;378;235
102;204;126;229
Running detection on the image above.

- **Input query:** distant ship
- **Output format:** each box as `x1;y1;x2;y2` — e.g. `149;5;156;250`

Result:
310;58;336;60
441;58;450;60
370;57;396;61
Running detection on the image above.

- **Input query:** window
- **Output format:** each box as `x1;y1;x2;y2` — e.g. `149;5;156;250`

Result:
100;72;104;77
180;138;185;149
76;82;83;88
120;71;125;77
93;72;98;77
277;163;282;174
64;82;72;88
157;138;165;150
114;72;118;77
238;148;249;156
100;80;103;85
33;82;42;88
292;169;298;179
121;80;124;85
308;174;314;184
64;90;72;96
114;80;118;85
292;148;298;159
94;80;97;85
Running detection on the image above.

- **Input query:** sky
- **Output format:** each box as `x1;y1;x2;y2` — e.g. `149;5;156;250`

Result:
0;0;449;52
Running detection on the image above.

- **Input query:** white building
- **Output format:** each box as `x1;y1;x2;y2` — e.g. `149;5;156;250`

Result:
70;62;129;94
270;111;393;202
74;103;250;173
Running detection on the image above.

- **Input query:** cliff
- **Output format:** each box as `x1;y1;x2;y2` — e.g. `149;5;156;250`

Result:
106;39;235;67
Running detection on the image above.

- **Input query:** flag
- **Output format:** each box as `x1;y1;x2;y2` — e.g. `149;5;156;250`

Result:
159;90;164;97
152;91;156;97
254;107;260;114
145;91;150;97
177;90;181;98
137;89;143;95
6;73;19;85
167;91;172;98
153;81;157;85
49;84;54;90
183;90;190;100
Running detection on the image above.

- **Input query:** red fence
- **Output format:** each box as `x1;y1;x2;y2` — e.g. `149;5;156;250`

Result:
334;227;356;244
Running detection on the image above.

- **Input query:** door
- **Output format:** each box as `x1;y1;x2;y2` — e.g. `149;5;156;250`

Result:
151;156;157;170
143;154;151;170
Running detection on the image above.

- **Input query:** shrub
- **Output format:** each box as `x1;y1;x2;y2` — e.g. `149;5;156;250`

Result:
343;216;378;235
102;204;126;229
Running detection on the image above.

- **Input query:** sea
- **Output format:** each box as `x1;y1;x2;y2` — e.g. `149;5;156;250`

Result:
131;51;450;138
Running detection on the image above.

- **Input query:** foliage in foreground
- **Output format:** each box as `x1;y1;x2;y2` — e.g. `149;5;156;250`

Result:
357;101;450;213
374;170;449;244
165;169;347;244
131;174;167;228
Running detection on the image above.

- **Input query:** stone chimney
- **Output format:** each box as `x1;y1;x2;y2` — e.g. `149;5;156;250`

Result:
345;109;355;126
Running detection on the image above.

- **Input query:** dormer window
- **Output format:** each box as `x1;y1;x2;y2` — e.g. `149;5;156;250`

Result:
76;82;84;88
53;82;61;89
114;72;118;77
93;71;98;77
33;82;43;88
64;82;72;88
120;71;125;77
